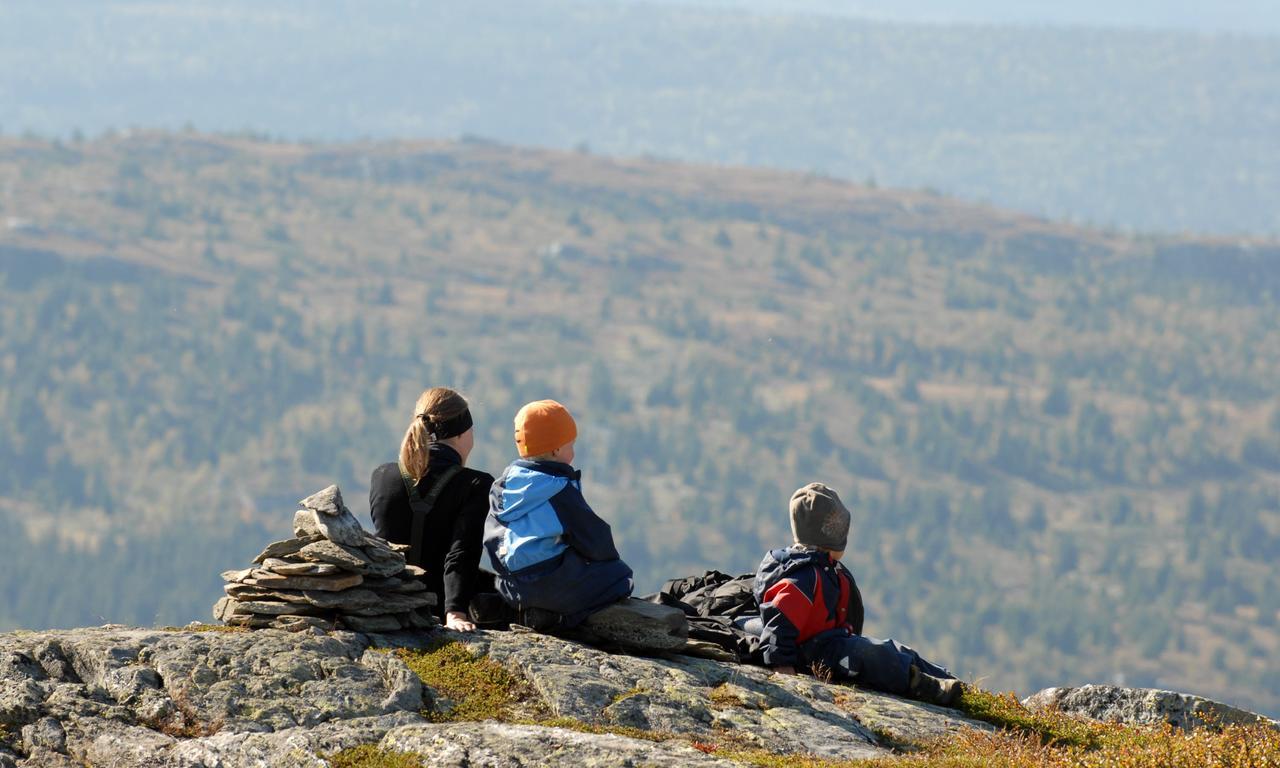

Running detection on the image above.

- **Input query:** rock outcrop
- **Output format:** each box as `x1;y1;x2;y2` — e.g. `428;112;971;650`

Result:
1022;684;1280;732
0;624;992;767
213;486;436;633
2;623;1276;767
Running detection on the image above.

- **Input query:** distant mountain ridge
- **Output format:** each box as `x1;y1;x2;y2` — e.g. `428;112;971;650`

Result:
2;1;1278;234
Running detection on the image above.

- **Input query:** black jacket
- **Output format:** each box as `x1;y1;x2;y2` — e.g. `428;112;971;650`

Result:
369;444;494;616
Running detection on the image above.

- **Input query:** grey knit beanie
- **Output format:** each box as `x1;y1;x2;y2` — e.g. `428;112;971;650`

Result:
789;482;851;551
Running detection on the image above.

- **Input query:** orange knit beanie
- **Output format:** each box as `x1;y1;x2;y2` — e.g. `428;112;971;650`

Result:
514;400;578;458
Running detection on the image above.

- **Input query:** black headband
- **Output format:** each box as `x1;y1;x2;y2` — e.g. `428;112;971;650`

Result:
424;408;473;440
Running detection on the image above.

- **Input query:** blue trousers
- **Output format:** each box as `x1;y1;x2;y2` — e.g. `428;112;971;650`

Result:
804;630;954;695
497;549;633;627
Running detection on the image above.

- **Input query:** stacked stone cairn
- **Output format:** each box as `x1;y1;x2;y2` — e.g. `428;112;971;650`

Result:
213;485;436;633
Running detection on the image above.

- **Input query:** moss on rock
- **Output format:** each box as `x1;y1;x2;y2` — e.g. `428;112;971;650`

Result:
394;639;532;722
327;744;426;768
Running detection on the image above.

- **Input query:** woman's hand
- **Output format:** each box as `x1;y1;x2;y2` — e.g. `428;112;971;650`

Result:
445;611;476;632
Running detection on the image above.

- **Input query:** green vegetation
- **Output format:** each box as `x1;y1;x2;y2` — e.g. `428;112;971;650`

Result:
393;642;530;722
0;134;1278;720
327;745;424;768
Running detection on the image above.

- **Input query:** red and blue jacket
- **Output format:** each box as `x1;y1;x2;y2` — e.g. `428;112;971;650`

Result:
753;546;864;667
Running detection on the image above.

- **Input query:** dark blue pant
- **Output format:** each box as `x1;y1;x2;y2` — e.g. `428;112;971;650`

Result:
497;549;633;627
804;630;954;695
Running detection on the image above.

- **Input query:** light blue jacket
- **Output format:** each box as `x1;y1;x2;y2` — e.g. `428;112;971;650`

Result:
484;459;622;574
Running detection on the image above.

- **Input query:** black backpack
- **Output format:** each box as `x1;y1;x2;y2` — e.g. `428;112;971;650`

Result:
647;568;865;663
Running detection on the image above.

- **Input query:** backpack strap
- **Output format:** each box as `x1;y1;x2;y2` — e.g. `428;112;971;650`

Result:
398;460;416;501
400;461;464;568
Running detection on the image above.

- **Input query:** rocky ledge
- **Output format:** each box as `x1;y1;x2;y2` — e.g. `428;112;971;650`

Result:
0;625;1273;767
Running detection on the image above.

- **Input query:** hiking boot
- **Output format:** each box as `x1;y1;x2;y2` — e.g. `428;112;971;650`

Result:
518;607;563;633
908;666;965;707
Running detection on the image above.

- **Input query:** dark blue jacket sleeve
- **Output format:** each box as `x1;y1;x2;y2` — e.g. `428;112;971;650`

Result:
756;574;803;667
551;483;622;563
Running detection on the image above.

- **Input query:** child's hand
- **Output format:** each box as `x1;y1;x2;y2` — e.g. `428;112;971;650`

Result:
773;665;797;676
445;611;476;632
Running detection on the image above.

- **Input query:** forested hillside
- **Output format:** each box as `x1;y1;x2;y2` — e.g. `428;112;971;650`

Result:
1;134;1278;717
3;1;1279;234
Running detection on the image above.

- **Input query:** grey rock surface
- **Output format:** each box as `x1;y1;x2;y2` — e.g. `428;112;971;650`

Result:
1023;684;1280;731
0;623;1011;767
446;630;971;760
380;721;741;767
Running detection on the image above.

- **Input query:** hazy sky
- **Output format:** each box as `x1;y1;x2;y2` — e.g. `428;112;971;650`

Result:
640;0;1280;34
3;0;1276;234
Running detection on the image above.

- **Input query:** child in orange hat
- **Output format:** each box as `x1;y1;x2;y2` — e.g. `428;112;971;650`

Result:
483;400;633;629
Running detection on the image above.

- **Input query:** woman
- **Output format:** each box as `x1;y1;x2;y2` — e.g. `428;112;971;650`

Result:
370;387;494;631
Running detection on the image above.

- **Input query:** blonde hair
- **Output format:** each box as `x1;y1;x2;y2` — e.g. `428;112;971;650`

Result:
399;387;469;484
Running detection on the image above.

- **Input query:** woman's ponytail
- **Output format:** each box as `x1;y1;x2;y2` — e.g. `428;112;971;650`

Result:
399;413;433;484
398;387;470;484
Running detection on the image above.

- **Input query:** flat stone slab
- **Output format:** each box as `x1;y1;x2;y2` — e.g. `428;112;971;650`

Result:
251;536;324;565
244;570;364;592
221;599;325;617
221;568;254;584
297;588;384;611
260;558;343;577
361;538;406;565
1023;684;1280;732
578;598;689;652
344;592;436;617
297;539;373;573
361;577;427;594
